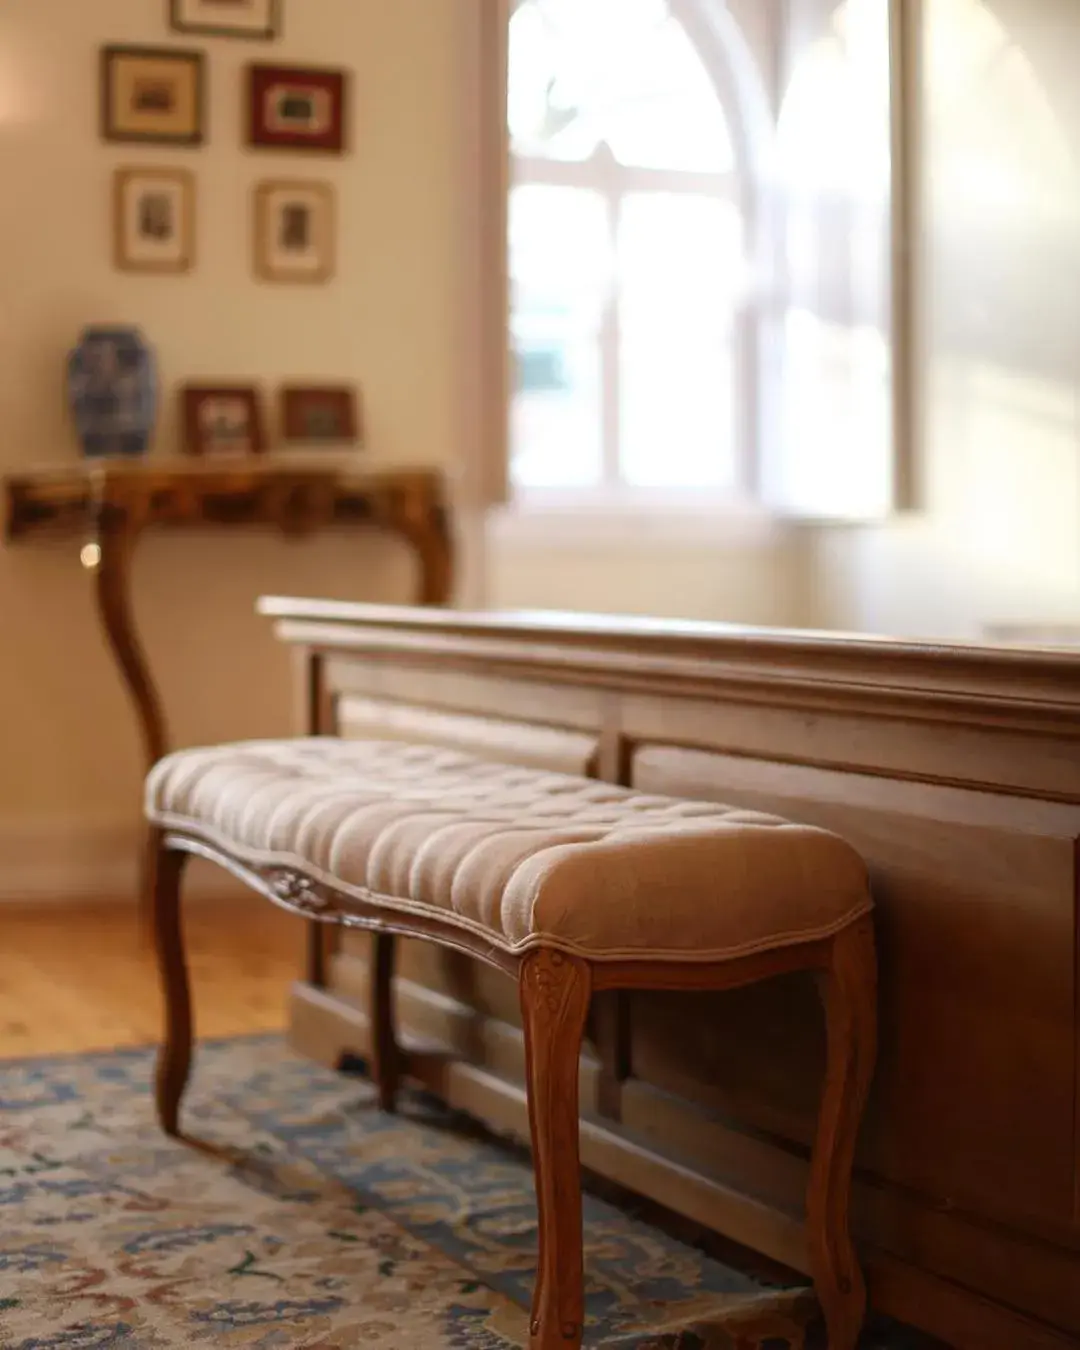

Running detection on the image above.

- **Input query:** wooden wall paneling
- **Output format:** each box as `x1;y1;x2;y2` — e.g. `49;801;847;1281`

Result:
630;743;1079;1231
1075;832;1080;1226
617;692;1080;802
338;933;524;1034
337;695;599;775
260;598;1080;1346
618;1078;1080;1338
326;658;607;734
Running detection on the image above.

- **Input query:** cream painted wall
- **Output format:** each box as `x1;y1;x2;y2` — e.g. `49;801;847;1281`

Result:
486;514;806;624
802;0;1080;639
0;0;465;895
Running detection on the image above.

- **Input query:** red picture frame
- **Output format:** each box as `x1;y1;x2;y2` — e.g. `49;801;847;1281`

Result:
181;385;266;457
247;64;348;153
280;385;361;443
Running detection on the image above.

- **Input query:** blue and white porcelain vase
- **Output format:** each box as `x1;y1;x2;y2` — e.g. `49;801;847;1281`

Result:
67;326;157;459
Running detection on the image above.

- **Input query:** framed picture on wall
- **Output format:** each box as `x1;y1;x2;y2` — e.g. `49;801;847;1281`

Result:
246;64;348;153
101;46;205;146
170;0;281;40
254;180;335;283
280;385;361;444
113;168;195;274
181;385;266;456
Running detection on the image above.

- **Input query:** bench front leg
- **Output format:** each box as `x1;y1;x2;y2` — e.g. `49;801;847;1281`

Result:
807;913;878;1350
150;830;192;1138
520;948;592;1350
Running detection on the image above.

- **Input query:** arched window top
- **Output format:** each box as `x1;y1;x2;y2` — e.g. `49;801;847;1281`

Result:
508;0;735;173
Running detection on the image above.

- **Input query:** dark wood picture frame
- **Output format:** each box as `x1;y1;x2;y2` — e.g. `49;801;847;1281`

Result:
181;385;266;457
169;0;281;40
280;385;360;444
101;46;206;147
246;64;348;153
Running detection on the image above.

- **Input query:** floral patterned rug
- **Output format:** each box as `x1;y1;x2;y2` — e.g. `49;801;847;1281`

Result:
0;1037;923;1349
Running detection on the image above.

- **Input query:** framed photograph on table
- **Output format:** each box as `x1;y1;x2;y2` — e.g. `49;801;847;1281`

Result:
181;385;266;457
101;46;205;146
246;64;348;153
254;180;335;283
113;168;195;274
281;385;361;445
170;0;281;40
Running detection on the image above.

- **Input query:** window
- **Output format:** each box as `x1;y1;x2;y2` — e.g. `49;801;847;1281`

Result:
507;0;750;495
503;0;906;523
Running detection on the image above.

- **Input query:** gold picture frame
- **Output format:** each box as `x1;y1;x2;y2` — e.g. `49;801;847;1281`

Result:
113;168;195;274
170;0;281;40
254;179;335;284
101;46;205;146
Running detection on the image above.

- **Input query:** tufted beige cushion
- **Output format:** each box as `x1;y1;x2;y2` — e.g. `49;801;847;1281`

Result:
146;738;871;963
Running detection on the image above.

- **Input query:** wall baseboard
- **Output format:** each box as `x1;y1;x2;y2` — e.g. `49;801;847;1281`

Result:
0;816;245;903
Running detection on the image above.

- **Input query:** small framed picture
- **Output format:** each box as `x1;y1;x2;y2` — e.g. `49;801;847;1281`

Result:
101;46;205;146
247;64;348;153
254;180;335;284
181;385;266;456
281;385;361;444
170;0;281;40
114;168;195;274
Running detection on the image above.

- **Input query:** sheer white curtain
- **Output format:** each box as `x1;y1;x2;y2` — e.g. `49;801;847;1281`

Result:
760;0;895;519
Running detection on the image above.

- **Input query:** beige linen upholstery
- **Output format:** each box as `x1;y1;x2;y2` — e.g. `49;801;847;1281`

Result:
146;738;871;962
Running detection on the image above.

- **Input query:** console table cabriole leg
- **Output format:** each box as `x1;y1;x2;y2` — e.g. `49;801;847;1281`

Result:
151;832;192;1138
88;498;170;936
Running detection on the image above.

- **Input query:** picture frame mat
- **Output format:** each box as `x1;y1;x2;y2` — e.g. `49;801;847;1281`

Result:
254;180;336;283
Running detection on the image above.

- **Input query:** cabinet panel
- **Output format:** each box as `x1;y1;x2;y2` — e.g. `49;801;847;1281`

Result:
630;743;1079;1229
338;694;600;775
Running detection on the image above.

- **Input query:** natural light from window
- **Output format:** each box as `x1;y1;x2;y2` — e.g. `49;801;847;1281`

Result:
508;0;746;493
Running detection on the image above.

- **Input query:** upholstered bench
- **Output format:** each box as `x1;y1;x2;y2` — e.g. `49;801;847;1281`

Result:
145;738;877;1350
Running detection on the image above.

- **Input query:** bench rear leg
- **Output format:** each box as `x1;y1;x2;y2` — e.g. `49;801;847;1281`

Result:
520;948;592;1350
807;914;877;1350
150;831;192;1138
370;933;400;1112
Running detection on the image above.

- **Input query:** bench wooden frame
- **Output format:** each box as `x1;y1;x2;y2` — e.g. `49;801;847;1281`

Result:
151;825;876;1350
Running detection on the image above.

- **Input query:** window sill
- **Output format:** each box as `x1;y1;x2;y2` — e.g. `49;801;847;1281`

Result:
487;491;790;550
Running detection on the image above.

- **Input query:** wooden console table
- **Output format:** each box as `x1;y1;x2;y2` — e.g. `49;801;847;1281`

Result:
3;461;452;772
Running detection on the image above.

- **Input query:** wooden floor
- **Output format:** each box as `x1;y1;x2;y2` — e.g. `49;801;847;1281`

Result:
0;896;304;1059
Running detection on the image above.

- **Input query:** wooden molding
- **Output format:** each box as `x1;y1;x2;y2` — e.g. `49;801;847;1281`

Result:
258;598;1080;742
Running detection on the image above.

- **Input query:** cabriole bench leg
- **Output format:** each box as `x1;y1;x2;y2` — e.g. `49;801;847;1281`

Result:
369;933;400;1112
150;831;192;1138
520;948;592;1350
807;914;878;1350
